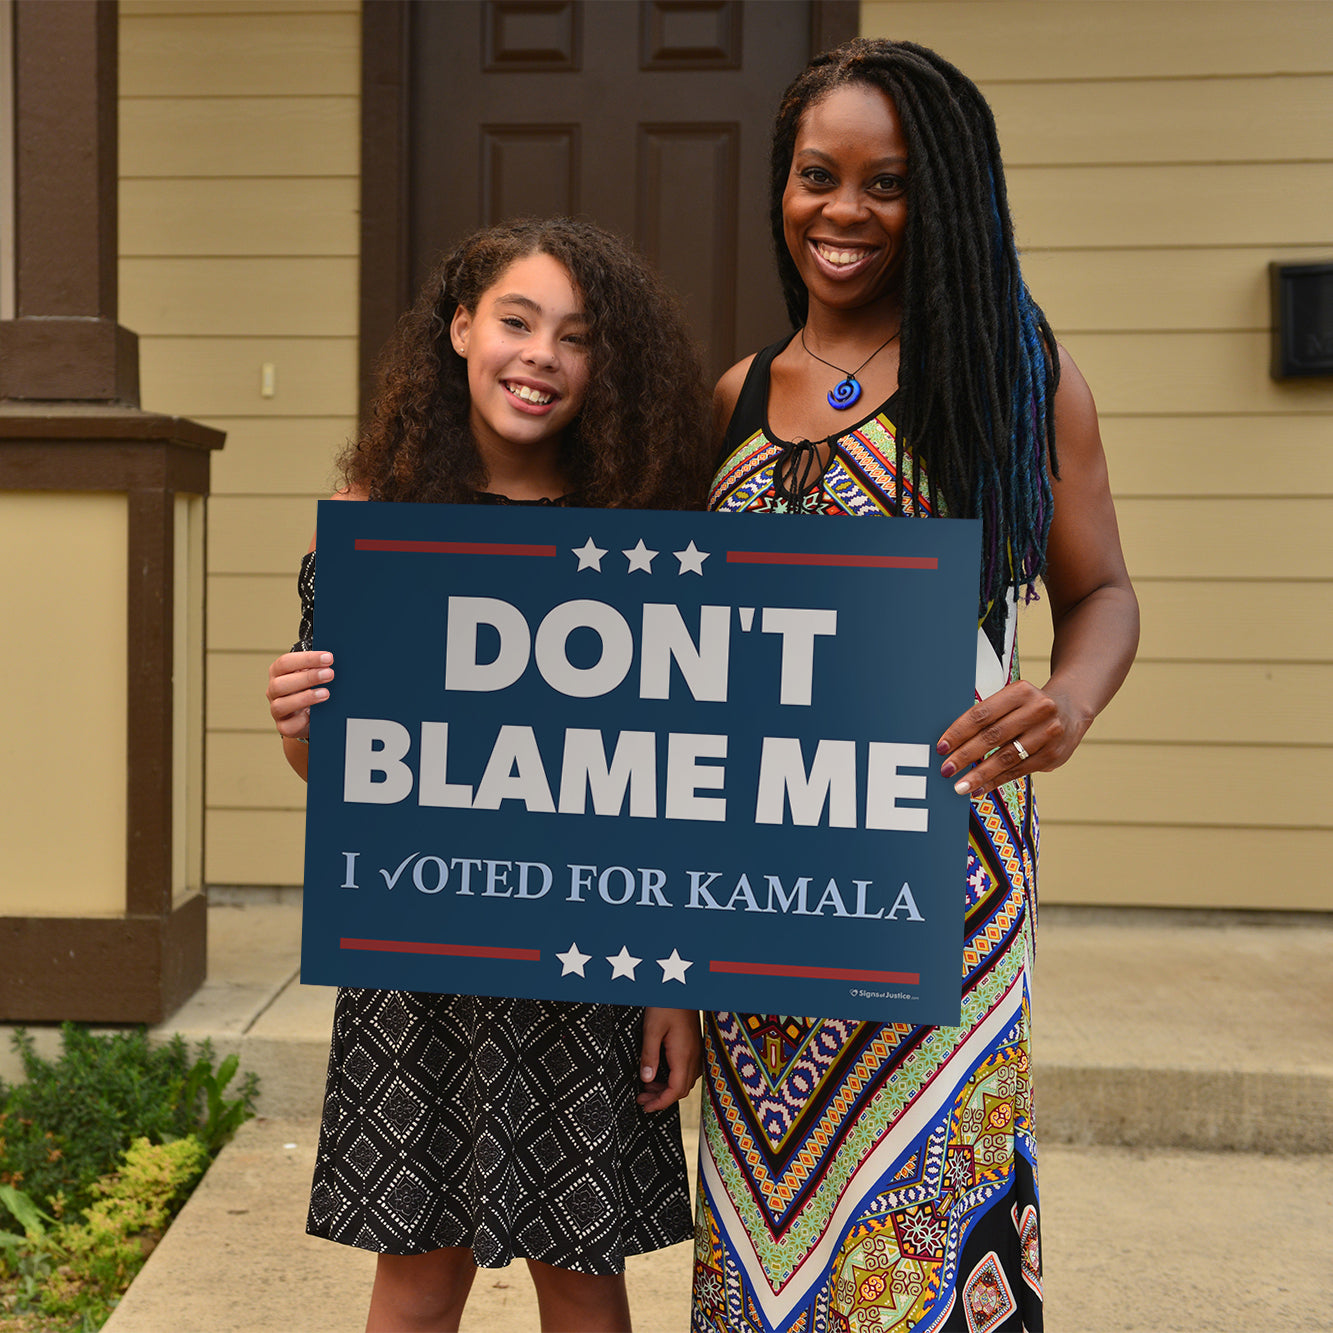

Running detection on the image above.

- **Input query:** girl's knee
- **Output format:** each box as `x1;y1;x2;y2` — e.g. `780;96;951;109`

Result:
526;1258;631;1330
368;1248;477;1329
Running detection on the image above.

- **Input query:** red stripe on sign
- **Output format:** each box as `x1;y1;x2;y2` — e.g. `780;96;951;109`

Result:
726;551;937;569
341;938;541;962
354;539;557;557
709;959;919;984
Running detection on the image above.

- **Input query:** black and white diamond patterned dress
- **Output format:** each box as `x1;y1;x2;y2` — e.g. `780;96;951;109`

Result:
295;547;693;1273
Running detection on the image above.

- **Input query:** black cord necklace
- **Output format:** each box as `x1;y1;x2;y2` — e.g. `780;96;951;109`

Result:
800;325;900;410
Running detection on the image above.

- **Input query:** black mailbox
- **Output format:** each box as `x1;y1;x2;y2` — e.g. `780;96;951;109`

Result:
1270;262;1333;379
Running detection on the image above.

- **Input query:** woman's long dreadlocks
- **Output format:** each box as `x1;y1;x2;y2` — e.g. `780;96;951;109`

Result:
771;38;1059;613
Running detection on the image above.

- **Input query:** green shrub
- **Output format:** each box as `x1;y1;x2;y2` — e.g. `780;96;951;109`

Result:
1;1137;208;1329
0;1025;257;1217
0;1027;257;1328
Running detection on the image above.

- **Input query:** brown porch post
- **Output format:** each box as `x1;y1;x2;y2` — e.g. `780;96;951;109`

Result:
0;0;224;1022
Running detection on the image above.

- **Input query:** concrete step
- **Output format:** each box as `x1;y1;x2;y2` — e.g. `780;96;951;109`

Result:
1035;907;1332;1153
6;895;1328;1153
174;895;1333;1153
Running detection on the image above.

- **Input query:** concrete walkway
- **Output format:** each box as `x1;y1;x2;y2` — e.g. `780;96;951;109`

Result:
103;1115;1333;1333
84;894;1331;1331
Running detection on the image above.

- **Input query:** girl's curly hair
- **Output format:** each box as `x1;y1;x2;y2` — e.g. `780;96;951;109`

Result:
340;216;713;510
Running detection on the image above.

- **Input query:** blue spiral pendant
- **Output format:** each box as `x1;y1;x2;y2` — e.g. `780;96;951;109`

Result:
828;375;862;410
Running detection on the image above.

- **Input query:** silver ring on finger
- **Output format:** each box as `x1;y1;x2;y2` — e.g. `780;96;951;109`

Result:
1011;738;1030;762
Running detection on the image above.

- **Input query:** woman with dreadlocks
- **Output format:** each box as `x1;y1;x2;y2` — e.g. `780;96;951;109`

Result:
692;39;1138;1333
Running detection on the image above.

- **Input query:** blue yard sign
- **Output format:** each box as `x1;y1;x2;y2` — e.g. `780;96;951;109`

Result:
301;501;981;1025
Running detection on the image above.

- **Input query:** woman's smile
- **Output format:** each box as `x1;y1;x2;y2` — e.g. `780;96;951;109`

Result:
783;82;909;315
806;239;881;279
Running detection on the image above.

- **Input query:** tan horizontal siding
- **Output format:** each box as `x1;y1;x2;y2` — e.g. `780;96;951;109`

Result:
121;258;358;336
861;2;1333;80
1099;416;1333;499
986;75;1333;166
1083;662;1331;747
1036;824;1328;911
121;177;358;257
1024;247;1332;334
208;575;304;654
206;808;306;886
209;651;283;733
120;9;358;96
210;731;307;809
123;1;357;14
1008;162;1331;250
1034;743;1324;829
203;416;351;498
1061;332;1333;415
1112;497;1332;581
211;496;319;574
121;96;359;177
138;337;357;418
1018;580;1333;666
120;1;360;890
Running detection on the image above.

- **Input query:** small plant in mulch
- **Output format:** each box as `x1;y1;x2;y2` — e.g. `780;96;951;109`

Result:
0;1025;258;1330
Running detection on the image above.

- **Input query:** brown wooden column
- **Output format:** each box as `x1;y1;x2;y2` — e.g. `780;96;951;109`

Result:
0;0;138;401
0;0;224;1023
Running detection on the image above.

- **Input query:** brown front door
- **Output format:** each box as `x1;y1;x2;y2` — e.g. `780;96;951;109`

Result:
360;1;856;402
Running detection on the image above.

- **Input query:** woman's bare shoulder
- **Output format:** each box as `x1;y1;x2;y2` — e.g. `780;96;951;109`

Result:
713;353;757;439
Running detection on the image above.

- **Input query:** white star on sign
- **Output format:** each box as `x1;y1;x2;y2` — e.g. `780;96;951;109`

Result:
656;949;693;984
557;942;591;977
623;539;657;573
673;540;709;575
573;538;607;571
606;946;642;979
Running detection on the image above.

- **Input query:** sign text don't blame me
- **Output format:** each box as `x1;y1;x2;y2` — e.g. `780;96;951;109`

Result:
300;501;981;1024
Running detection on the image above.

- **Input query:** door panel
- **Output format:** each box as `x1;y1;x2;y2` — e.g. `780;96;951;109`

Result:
636;123;740;370
479;124;581;221
407;0;813;382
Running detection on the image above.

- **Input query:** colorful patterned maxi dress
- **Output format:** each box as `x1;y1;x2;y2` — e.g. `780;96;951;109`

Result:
693;339;1042;1333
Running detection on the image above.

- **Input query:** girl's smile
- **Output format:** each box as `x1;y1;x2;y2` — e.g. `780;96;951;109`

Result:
450;252;591;467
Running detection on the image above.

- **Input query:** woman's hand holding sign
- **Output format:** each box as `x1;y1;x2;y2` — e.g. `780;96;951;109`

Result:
934;679;1071;798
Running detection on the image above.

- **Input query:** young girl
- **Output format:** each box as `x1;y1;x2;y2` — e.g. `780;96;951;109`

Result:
266;217;714;1333
693;39;1138;1333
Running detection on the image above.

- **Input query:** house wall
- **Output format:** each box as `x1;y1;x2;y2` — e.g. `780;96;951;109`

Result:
118;0;361;887
117;0;1332;910
862;1;1333;908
